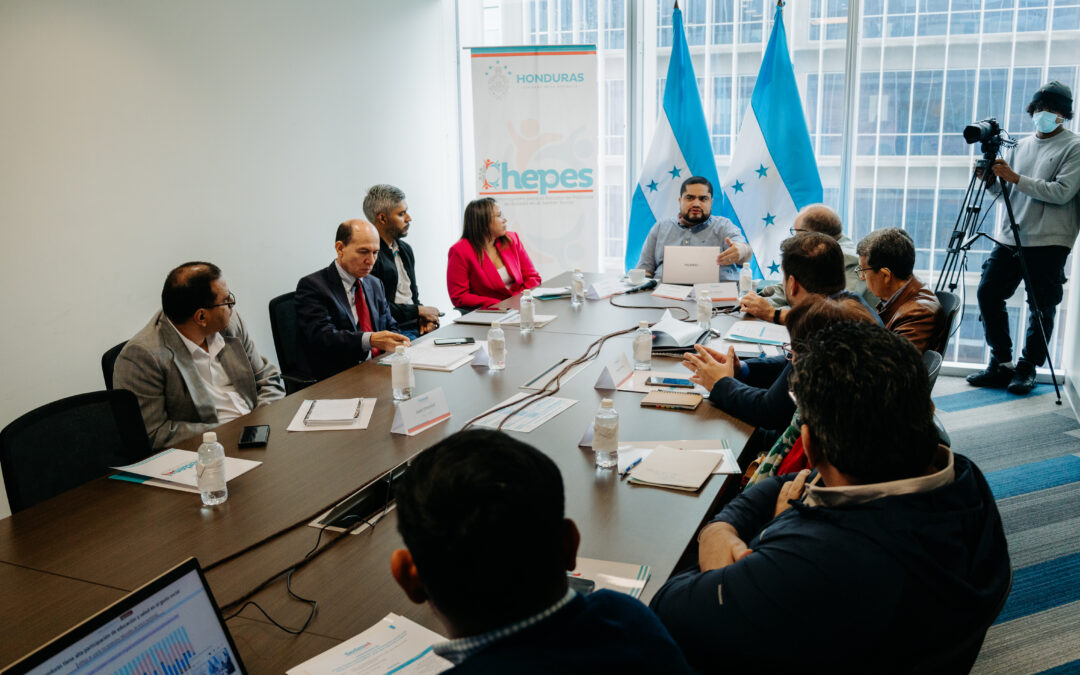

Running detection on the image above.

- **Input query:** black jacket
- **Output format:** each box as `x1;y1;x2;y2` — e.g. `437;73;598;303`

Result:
371;237;422;331
650;452;1012;673
707;355;794;431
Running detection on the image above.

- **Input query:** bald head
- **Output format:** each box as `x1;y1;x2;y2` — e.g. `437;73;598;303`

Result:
335;219;381;279
793;204;843;239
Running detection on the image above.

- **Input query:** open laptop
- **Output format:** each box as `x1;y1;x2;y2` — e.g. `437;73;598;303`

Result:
6;558;245;675
662;245;722;284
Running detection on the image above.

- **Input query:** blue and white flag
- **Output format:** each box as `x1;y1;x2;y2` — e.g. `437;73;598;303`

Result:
624;6;723;272
720;3;822;279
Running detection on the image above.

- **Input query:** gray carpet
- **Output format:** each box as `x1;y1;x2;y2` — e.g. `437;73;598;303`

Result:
932;376;1080;674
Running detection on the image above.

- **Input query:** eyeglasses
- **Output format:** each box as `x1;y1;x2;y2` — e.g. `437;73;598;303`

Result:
789;227;809;236
854;266;878;280
781;343;794;361
207;292;236;309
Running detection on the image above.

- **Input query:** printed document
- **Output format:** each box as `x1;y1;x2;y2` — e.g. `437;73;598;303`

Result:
110;448;261;493
287;613;449;675
473;393;577;433
724;319;790;345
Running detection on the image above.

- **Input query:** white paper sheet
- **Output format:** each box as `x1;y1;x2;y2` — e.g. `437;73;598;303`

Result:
651;283;692;301
616;369;709;395
532;286;571;298
620;439;739;475
110;448;261;490
379;341;482;371
569;557;652;599
472;392;577;433
453;309;519;325
652;309;706;347
725;319;791;345
628;446;721;491
286;613;450;675
287;399;376;432
502;313;556;328
585;278;631;299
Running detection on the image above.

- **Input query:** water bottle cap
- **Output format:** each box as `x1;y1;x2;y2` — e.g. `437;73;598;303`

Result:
491;321;500;328
574;268;582;273
743;262;751;269
522;290;532;298
203;432;217;443
639;320;649;329
601;398;613;408
395;345;406;354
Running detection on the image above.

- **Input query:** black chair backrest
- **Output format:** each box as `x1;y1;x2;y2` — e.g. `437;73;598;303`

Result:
935;290;962;355
269;292;302;375
0;390;152;513
924;349;943;392
101;341;128;390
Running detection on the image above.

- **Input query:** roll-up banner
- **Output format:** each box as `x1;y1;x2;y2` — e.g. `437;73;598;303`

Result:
469;45;599;275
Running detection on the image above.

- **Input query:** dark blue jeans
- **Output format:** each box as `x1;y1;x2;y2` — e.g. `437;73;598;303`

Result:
976;244;1070;367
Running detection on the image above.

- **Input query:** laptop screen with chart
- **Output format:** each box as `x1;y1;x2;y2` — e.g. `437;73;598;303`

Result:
7;558;245;675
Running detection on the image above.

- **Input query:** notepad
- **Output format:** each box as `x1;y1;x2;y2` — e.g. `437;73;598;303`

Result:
304;398;364;425
628;446;721;492
725;319;790;345
651;283;693;301
640;390;703;411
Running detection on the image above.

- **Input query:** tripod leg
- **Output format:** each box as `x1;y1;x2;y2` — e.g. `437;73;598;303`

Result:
999;187;1063;403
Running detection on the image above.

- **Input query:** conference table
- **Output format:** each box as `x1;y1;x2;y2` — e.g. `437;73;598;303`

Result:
0;272;756;672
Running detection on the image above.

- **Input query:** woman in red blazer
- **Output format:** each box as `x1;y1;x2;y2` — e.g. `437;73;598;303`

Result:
447;197;542;310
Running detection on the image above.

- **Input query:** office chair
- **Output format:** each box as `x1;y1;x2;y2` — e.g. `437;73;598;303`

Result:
934;290;961;355
268;292;316;395
924;350;943;392
0;389;153;513
101;341;127;390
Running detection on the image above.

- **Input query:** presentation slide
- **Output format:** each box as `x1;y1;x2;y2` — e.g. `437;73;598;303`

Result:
29;570;238;675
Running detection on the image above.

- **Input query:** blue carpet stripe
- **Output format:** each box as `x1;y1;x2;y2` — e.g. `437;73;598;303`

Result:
1038;659;1080;674
994;551;1080;625
984;455;1080;500
933;384;1054;412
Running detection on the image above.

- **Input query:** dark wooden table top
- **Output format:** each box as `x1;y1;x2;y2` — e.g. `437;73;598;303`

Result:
0;275;753;671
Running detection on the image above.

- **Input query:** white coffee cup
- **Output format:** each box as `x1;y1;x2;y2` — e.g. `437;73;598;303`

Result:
628;268;647;285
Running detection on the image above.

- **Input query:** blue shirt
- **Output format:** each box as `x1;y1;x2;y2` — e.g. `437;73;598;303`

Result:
635;214;749;281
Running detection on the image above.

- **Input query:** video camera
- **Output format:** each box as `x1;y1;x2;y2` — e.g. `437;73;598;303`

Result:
964;117;1004;161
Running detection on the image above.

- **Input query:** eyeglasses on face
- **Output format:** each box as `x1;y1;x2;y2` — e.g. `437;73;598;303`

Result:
207;292;236;309
854;266;879;280
789;227;809;236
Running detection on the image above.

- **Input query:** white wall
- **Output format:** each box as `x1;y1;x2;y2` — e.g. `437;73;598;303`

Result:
0;0;462;518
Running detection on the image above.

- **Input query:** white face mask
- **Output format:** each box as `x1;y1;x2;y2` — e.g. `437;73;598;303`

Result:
1033;110;1062;134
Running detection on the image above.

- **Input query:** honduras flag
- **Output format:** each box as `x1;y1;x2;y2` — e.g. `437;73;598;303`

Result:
720;3;822;279
624;4;725;272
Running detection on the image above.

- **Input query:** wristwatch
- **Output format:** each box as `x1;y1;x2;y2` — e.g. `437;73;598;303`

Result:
773;308;782;324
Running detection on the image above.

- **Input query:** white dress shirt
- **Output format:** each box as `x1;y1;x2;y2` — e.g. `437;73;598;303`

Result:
169;321;251;424
389;241;414;304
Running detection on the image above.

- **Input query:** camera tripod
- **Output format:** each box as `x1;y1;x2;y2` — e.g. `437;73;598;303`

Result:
936;140;1063;405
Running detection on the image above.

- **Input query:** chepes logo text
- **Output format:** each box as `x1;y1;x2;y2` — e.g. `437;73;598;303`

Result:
516;72;585;84
479;159;594;195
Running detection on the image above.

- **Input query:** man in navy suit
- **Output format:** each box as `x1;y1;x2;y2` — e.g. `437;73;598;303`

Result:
296;219;411;381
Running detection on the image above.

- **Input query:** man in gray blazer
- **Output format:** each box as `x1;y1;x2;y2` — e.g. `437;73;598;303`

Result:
114;262;285;449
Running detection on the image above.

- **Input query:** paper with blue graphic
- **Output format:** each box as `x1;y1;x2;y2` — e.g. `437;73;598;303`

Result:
625;7;724;271
110;448;261;492
719;4;822;279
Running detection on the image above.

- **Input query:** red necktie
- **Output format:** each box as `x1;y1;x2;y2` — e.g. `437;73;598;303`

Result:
354;281;380;356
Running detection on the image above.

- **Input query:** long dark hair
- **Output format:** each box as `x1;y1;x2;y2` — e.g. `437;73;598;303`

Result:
462;197;510;260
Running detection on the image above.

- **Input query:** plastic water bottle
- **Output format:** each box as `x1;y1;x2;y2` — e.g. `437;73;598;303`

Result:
696;292;712;330
390;345;413;401
633;320;652;371
487;321;506;371
739;262;753;298
593;399;619;469
197;432;227;507
519;290;536;334
571;268;586;307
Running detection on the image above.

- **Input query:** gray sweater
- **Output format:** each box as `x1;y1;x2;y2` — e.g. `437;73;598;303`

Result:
991;127;1080;249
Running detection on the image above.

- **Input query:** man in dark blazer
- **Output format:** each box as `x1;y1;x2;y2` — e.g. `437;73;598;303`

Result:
296;219;411;381
114;262;284;450
363;184;441;338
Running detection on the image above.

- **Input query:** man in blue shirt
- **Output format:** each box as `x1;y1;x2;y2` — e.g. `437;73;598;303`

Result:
390;430;691;674
635;176;752;280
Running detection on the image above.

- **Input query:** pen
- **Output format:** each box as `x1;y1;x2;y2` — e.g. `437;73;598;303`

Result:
524;358;569;388
621;457;643;479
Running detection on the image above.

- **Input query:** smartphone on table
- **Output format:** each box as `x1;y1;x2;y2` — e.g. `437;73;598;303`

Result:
645;376;694;388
